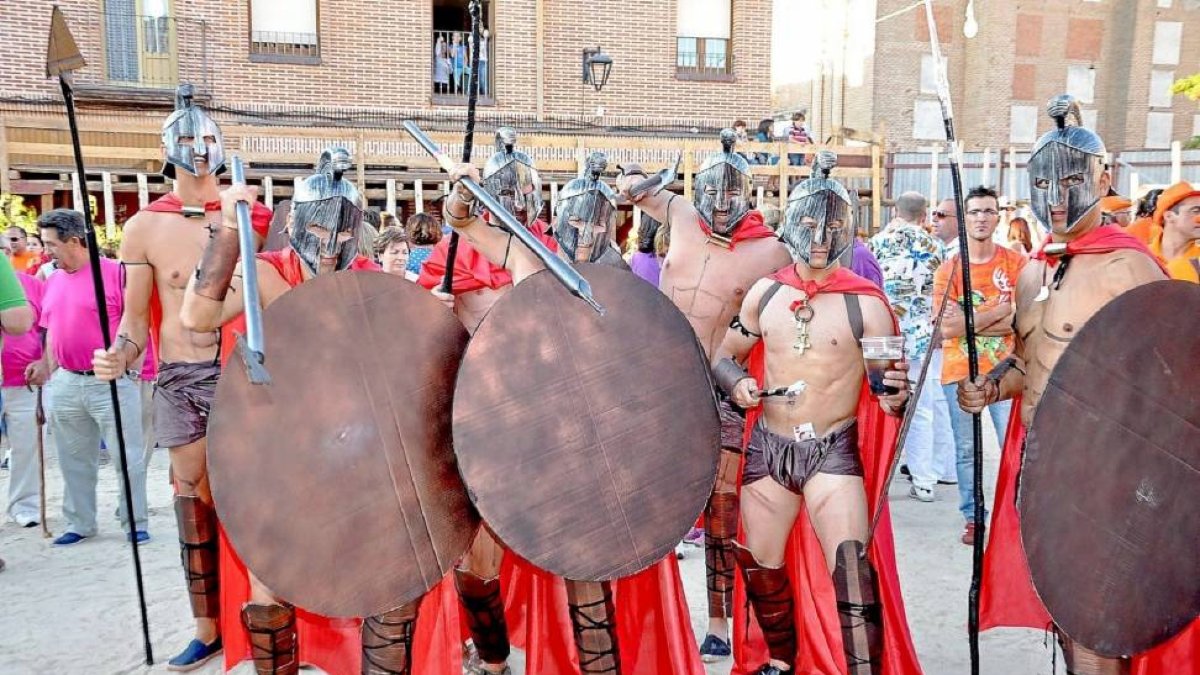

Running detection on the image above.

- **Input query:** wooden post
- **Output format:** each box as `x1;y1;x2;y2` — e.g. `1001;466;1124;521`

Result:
871;141;883;235
777;143;788;210
684;145;696;203
1171;140;1182;184
137;173;149;209
442;181;450;196
40;194;53;213
71;172;83;213
1130;172;1141;201
929;146;939;207
356;132;368;195
756;185;765;209
535;0;545;122
263;176;274;209
415;179;425;214
101;171;116;239
550;182;559;212
1007;147;1018;203
386;178;397;214
0;123;9;195
633;204;642;231
981;147;992;188
294;176;303;197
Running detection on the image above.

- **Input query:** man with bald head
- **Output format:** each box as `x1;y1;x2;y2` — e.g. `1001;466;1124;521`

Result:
869;192;945;501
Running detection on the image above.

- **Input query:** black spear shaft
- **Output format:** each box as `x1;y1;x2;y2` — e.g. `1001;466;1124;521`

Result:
439;0;484;294
922;1;984;672
59;76;154;665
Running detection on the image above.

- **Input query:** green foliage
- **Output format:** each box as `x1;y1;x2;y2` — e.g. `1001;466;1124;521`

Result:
0;194;39;233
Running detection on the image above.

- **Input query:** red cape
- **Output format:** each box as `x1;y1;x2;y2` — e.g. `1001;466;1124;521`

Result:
732;266;924;675
1033;225;1167;275
219;251;463;675
697;210;777;251
984;403;1200;672
142;193;272;359
416;219;555;294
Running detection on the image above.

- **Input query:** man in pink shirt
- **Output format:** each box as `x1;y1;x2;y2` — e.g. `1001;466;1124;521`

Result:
2;266;45;528
30;209;148;545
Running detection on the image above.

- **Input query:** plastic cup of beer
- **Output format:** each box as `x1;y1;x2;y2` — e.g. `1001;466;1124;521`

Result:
861;336;905;396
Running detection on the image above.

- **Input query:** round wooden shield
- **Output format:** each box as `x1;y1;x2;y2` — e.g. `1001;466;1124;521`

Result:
453;263;720;582
1020;280;1200;657
208;270;478;618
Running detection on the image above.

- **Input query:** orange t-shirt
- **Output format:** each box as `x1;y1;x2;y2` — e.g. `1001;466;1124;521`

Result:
10;251;38;275
1126;216;1156;245
933;246;1027;384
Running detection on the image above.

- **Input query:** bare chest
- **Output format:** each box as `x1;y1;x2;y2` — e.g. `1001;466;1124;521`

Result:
456;285;510;335
145;216;215;294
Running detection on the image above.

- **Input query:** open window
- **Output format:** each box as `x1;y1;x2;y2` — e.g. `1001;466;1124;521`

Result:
432;0;494;105
100;0;178;89
249;0;320;64
677;0;732;78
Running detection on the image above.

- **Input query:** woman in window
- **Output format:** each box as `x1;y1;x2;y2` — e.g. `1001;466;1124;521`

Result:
434;35;450;94
451;33;466;95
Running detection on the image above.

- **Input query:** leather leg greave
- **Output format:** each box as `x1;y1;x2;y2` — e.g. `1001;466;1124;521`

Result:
566;580;622;674
705;489;738;619
733;542;796;669
241;603;298;675
833;541;883;675
362;600;421;675
454;568;510;666
176;495;220;619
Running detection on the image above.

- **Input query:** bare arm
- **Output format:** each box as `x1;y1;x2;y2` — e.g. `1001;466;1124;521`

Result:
712;280;772;408
0;306;33;336
181;184;259;333
94;215;153;377
445;164;544;284
941;302;1013;339
615;170;698;244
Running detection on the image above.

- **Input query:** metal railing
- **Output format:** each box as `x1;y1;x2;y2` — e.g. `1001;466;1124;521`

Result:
676;37;731;75
250;30;320;59
69;11;210;92
432;29;491;101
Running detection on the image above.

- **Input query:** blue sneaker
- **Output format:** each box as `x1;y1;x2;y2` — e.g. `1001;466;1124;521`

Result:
167;637;223;671
128;530;151;544
52;532;88;546
699;633;731;662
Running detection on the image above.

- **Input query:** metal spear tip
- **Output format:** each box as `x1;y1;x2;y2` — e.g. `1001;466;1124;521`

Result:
582;293;606;316
46;5;86;78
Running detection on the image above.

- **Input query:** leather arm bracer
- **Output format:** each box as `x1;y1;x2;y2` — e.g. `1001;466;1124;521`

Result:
713;357;750;396
193;225;240;302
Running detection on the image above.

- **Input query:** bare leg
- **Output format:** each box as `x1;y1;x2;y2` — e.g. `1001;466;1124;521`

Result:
456;528;510;674
565;580;621;674
362;600;422;675
1057;633;1131;675
738;478;805;671
704;448;741;641
803;474;880;675
170;438;219;644
243;573;298;675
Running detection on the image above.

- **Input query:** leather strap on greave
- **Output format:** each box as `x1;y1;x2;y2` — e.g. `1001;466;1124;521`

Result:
175;495;220;619
733;542;796;669
565;580;622;674
705;489;738;619
241;603;298;675
362;600;421;675
1056;631;1131;675
833;540;882;675
454;568;510;666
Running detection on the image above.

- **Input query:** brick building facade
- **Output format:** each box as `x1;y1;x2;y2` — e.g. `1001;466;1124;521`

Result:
792;0;1200;152
0;0;771;130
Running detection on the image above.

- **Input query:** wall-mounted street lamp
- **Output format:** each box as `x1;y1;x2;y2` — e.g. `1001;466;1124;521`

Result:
582;46;613;92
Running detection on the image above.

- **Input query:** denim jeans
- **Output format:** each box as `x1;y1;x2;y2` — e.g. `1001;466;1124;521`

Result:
905;349;956;490
943;381;1011;523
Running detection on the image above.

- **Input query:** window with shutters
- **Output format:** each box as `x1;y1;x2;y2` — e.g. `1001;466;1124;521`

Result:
249;0;320;64
677;0;732;78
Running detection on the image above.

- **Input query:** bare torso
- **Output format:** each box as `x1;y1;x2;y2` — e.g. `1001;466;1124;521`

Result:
1015;250;1166;425
126;209;222;362
757;287;893;436
661;213;791;357
454;285;510;335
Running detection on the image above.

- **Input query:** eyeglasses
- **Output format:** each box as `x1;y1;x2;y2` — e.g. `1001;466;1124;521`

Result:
931;211;955;219
7;237;23;242
966;209;1000;217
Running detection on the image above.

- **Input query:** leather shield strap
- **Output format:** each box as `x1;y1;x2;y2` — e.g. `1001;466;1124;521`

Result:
713;358;750;396
175;495;220;619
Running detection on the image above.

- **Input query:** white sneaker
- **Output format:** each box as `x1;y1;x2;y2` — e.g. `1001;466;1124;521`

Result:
909;485;935;503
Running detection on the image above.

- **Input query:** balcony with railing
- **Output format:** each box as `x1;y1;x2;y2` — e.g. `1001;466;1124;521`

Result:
432;29;494;106
68;10;210;100
676;36;732;80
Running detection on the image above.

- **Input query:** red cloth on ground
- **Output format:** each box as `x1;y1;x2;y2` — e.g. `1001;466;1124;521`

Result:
983;402;1200;673
220;251;466;675
731;266;923;675
696;210;777;251
1032;225;1167;275
416;219;555;294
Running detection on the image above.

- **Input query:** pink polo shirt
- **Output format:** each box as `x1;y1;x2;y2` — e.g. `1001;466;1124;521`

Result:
2;273;44;387
40;258;124;373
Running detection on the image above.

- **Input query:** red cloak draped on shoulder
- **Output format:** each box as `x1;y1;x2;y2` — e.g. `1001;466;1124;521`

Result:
141;193;273;357
416;218;555;294
732;266;923;675
218;251;461;675
984;412;1200;672
1032;225;1167;275
697;211;777;251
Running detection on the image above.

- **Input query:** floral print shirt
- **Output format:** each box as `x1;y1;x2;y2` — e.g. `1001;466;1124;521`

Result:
868;219;945;365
